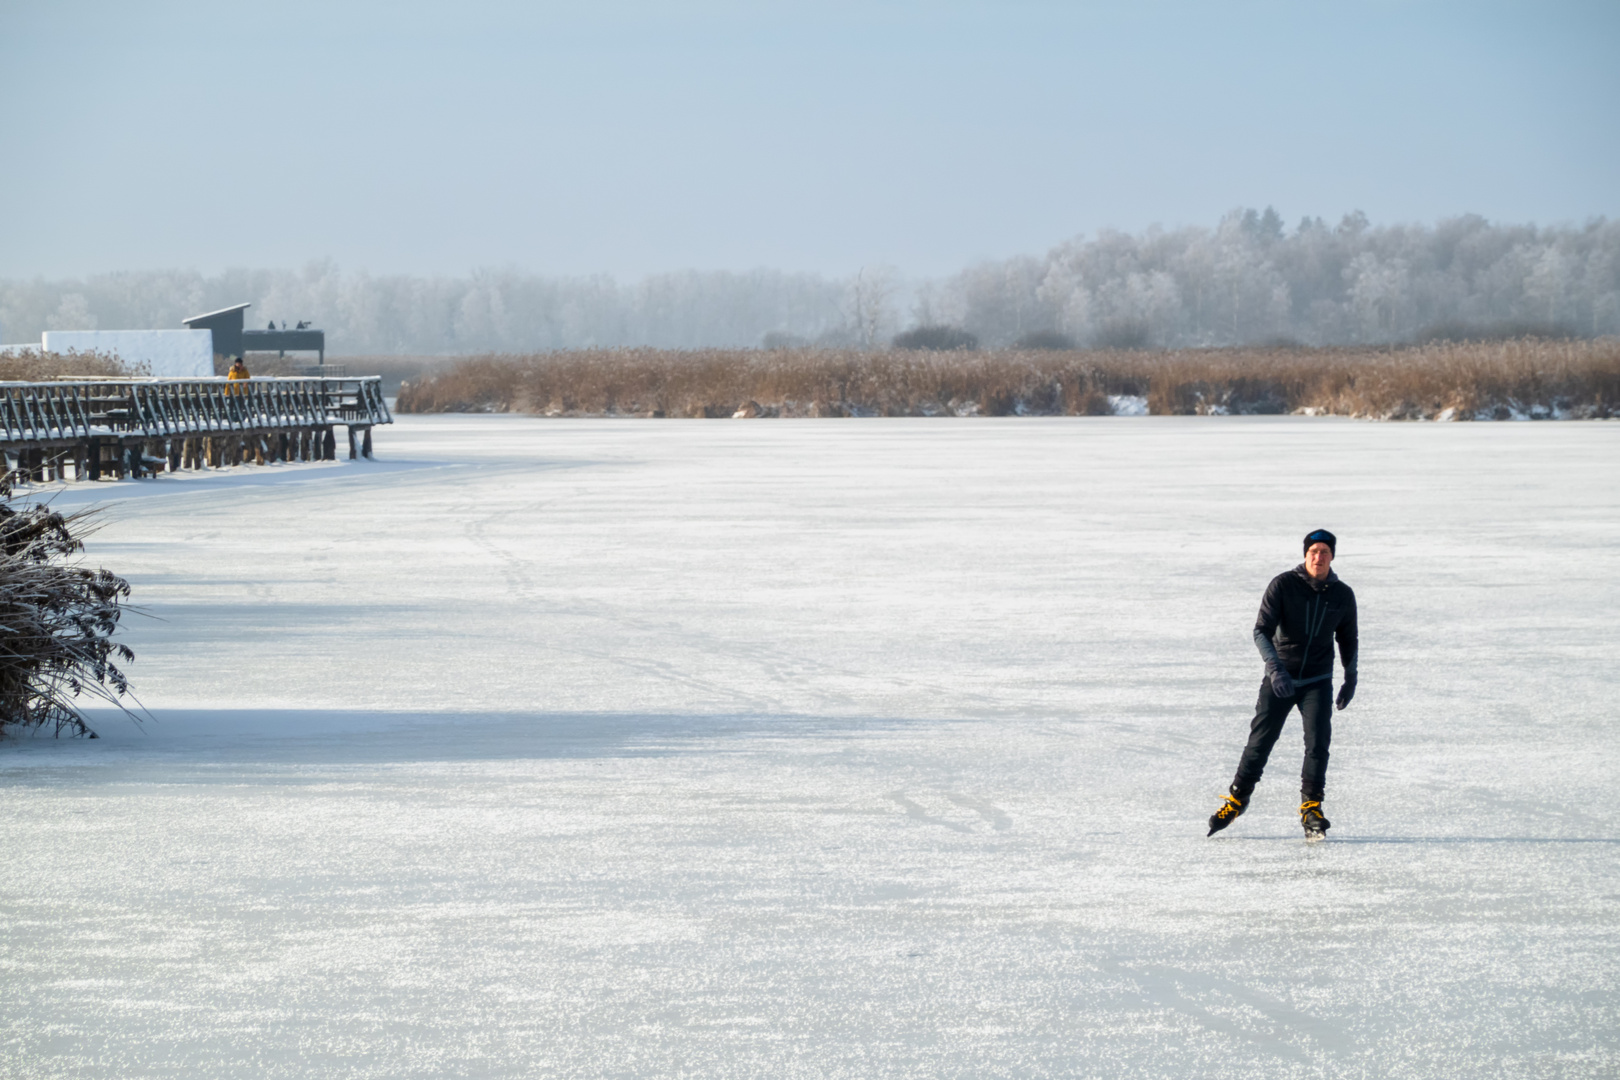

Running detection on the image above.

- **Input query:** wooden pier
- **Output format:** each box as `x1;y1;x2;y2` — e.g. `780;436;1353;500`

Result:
0;377;393;481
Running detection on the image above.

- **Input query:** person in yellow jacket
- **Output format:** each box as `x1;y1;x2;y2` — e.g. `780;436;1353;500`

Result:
224;357;252;424
226;357;251;394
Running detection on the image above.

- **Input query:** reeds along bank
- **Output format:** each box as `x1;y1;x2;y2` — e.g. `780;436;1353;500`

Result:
395;339;1620;421
0;503;133;737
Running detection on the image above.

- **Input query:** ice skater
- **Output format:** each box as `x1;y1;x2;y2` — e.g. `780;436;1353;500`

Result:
1207;529;1358;840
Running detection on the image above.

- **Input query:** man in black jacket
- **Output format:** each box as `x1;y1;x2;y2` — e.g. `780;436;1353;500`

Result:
1208;529;1358;840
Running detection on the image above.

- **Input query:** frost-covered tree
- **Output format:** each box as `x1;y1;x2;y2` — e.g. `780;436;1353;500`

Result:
934;210;1620;347
4;212;1617;352
848;266;900;349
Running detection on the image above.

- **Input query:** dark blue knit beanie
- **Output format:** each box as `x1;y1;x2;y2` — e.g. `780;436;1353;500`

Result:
1303;529;1337;555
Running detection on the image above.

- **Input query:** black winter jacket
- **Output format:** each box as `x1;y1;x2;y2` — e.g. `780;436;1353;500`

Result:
1253;566;1358;685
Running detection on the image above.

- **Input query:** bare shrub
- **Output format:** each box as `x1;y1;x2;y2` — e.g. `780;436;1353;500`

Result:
761;332;809;350
892;325;979;352
1013;330;1076;351
394;339;1620;421
0;500;136;738
1091;321;1153;350
1414;321;1580;345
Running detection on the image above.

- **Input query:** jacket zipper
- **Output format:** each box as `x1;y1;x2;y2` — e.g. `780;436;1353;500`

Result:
1294;585;1329;681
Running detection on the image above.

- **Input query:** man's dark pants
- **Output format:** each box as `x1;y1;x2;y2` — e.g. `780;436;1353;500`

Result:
1233;679;1333;801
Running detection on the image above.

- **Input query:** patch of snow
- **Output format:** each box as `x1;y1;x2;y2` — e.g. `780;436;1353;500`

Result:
1107;394;1148;416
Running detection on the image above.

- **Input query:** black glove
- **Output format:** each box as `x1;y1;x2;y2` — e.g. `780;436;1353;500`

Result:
1269;667;1296;698
1336;673;1357;710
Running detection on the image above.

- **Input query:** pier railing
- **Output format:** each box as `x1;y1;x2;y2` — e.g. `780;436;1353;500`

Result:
0;376;391;445
0;377;392;481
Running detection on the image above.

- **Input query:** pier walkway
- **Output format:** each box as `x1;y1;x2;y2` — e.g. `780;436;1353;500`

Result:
0;376;392;481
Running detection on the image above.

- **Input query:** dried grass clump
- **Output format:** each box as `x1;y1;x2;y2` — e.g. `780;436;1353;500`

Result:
1145;339;1620;419
0;349;138;382
0;500;135;738
395;338;1620;421
399;348;1134;417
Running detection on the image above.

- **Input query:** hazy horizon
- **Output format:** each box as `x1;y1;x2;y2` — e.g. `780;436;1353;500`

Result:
6;209;1618;353
2;1;1616;281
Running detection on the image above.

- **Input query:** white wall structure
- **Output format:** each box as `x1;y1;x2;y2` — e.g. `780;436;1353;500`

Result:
40;330;214;377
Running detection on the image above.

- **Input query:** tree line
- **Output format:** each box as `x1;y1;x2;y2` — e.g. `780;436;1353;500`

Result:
2;211;1616;355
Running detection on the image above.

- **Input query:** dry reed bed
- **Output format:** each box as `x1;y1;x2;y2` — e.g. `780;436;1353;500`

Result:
0;504;135;737
395;339;1620;420
0;350;136;382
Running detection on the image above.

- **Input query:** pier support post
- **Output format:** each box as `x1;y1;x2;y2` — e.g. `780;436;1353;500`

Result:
362;427;373;459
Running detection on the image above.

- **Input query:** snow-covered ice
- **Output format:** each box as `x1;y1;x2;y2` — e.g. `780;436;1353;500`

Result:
3;415;1617;1079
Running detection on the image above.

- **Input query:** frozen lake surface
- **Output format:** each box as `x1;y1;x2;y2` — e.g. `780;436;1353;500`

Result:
3;416;1617;1079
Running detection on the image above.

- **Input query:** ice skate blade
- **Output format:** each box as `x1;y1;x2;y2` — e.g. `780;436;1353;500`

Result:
1304;831;1328;844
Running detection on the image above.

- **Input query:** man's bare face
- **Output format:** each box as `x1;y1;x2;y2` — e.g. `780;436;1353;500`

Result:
1305;542;1334;580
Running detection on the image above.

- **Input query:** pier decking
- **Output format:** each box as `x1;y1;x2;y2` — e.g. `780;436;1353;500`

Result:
0;376;392;481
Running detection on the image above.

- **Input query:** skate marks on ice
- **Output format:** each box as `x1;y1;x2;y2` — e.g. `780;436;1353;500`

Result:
887;792;973;833
944;791;1014;830
1098;957;1353;1065
939;790;1010;835
1324;835;1620;846
441;479;816;713
1214;832;1620;845
447;476;1011;719
885;790;1012;833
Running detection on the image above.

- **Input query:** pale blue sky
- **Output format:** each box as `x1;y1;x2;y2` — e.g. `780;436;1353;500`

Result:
2;0;1615;278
